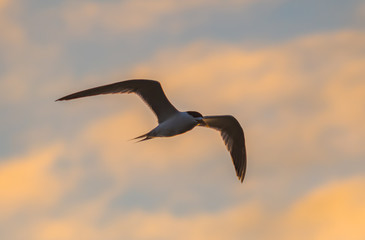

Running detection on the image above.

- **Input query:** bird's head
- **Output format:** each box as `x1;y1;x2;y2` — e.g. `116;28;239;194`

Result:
187;111;206;126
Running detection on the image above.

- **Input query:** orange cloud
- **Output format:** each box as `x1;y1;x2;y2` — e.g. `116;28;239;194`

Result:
278;176;365;240
26;199;262;240
19;176;365;240
0;0;8;9
0;144;66;218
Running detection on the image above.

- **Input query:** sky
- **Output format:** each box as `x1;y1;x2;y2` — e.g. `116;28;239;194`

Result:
1;0;365;239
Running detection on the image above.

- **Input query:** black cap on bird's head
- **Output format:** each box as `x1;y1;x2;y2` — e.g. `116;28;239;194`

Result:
187;111;203;118
187;111;205;125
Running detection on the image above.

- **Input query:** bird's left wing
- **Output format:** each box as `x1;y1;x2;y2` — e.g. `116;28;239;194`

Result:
56;79;178;123
200;115;247;182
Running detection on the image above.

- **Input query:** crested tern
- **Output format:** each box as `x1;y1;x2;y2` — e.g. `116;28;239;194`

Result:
56;79;247;182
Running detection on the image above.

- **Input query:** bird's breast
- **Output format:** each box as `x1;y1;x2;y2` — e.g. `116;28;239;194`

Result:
153;112;197;137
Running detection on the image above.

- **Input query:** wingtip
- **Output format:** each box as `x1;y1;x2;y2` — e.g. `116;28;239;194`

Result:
55;97;67;102
238;175;244;183
238;170;246;183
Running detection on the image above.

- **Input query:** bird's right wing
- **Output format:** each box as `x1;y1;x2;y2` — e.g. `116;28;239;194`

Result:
56;79;179;123
200;115;247;182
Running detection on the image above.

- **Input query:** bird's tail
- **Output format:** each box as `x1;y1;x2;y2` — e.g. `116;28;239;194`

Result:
130;133;152;143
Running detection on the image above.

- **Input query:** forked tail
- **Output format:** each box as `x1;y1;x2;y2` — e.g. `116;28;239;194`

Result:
130;133;152;142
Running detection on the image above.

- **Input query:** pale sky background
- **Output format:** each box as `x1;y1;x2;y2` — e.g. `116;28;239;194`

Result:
1;0;365;239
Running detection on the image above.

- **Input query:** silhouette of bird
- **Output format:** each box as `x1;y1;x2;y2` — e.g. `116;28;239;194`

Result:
56;79;247;182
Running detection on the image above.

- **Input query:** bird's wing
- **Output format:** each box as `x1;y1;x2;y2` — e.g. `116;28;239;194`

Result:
56;79;178;123
200;115;247;182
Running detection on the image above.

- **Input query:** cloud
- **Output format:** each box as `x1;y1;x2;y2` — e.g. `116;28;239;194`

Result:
0;43;64;105
61;0;257;35
0;0;9;10
0;1;66;105
1;28;364;239
131;30;365;168
0;144;66;219
6;176;364;240
276;176;365;240
1;0;364;238
355;2;365;20
44;30;365;200
0;0;25;48
44;31;365;214
76;106;229;180
22;199;263;240
103;177;365;240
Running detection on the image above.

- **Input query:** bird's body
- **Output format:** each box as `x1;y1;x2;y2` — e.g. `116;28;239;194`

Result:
57;79;247;182
147;111;198;138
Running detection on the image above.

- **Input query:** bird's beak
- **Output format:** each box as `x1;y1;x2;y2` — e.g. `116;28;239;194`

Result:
196;117;206;126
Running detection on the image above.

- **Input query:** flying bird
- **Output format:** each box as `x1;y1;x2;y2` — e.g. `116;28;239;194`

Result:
56;79;247;182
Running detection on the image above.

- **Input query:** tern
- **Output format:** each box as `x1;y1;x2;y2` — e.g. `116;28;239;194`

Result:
56;79;247;182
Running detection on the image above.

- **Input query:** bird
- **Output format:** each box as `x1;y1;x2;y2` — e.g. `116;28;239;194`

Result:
56;79;247;182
